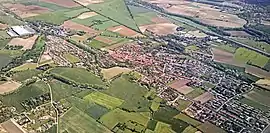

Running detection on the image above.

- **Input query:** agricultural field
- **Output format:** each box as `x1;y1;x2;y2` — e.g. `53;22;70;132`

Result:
50;67;105;86
0;81;49;111
0;10;24;26
211;41;237;53
174;113;202;127
63;53;80;63
83;91;124;109
198;122;226;133
59;107;111;133
101;67;132;80
0;81;21;95
11;69;42;82
234;48;269;68
87;0;140;32
232;37;270;53
10;63;37;72
103;75;151;111
186;87;205;99
243;87;270;107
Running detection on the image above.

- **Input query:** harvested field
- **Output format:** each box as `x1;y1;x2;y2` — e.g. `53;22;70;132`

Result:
41;0;79;8
177;85;194;95
94;36;114;44
193;92;214;104
212;48;244;67
151;16;170;23
77;12;97;19
0;81;21;95
169;79;191;89
101;67;132;80
151;1;246;28
139;23;178;35
107;25;141;37
0;23;8;30
8;35;38;50
11;63;37;72
1;119;24;133
245;65;270;79
226;30;251;37
74;0;104;6
62;20;99;34
3;3;50;18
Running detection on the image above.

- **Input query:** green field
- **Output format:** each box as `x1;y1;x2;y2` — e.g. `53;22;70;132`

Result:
59;107;111;133
92;20;120;30
12;69;42;82
174;113;202;127
240;97;269;112
49;80;82;101
0;54;12;69
151;97;163;111
11;63;37;72
83;92;124;109
87;39;109;49
63;53;80;63
211;41;236;53
128;5;151;15
133;12;158;26
64;8;89;18
198;122;226;133
87;0;140;32
72;14;109;26
50;67;105;86
100;108;150;129
66;96;109;120
176;99;192;111
186;87;205;99
0;31;10;39
243;88;270;108
233;37;270;53
0;10;23;26
234;48;269;67
21;1;68;11
0;39;10;49
0;81;49;111
185;45;199;52
103;75;151;111
182;125;198;133
154;122;175;133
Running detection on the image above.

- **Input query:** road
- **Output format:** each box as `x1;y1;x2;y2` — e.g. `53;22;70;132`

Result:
46;82;59;133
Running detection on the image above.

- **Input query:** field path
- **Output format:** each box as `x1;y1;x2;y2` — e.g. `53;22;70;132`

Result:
46;82;59;133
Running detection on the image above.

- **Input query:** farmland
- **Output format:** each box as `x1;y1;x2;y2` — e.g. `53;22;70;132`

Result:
101;67;132;80
243;87;270;107
11;69;42;82
233;37;270;53
63;53;80;63
59;107;111;133
0;81;49;111
50;67;105;86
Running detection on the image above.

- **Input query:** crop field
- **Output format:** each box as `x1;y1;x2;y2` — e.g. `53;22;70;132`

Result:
211;42;236;53
151;97;163;111
139;23;178;36
49;80;82;101
0;11;23;26
1;119;24;133
234;48;269;68
226;30;252;37
93;20;120;30
174;113;202;127
182;125;198;133
100;108;150;129
108;25;141;37
0;39;10;49
154;122;175;133
72;14;109;26
74;0;104;6
21;1;68;11
233;37;270;53
87;39;109;49
0;81;49;111
177;99;192;111
0;54;12;69
40;0;80;8
63;53;80;63
63;8;89;18
101;67;132;80
8;35;38;50
50;67;105;86
240;97;269;112
245;65;270;78
87;0;140;32
83;92;124;109
133;12;159;26
243;88;270;107
198;122;226;133
193;92;214;104
12;69;42;82
0;31;11;39
212;48;244;67
3;3;51;18
59;107;111;133
62;20;98;34
186;87;205;99
0;23;8;30
103;75;151;111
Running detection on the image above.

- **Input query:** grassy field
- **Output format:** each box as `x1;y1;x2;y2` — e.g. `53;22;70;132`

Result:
64;8;89;18
10;63;37;72
0;39;10;49
87;39;109;49
186;87;205;99
72;14;109;26
0;10;24;26
59;107;111;133
211;41;236;53
234;48;269;68
87;0;140;32
0;31;10;39
12;69;42;82
21;1;68;11
133;12;158;26
233;37;270;53
1;81;49;111
63;53;80;63
50;67;105;86
83;92;124;109
101;67;132;80
182;125;198;133
185;45;199;52
103;75;151;111
243;88;270;107
151;97;163;111
49;80;82;101
198;122;226;133
174;113;202;127
154;122;175;133
240;97;269;112
176;99;192;111
66;96;109;120
92;20;120;30
100;108;150;129
0;54;12;69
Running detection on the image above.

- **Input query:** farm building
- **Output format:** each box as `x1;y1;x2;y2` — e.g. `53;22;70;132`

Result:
7;25;35;37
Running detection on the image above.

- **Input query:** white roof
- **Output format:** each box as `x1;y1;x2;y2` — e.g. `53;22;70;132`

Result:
12;26;33;36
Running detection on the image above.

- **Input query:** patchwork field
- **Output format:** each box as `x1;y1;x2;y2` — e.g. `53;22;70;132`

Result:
50;67;105;86
245;65;270;78
101;67;132;80
41;0;80;8
3;3;50;18
74;0;104;6
12;69;42;82
139;23;178;35
108;25;141;37
61;20;98;34
59;107;111;133
233;37;270;53
212;48;244;67
193;92;214;104
8;35;38;50
243;88;270;107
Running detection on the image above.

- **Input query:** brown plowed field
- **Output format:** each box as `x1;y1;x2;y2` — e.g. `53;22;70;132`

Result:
94;36;113;44
212;48;244;67
3;3;50;18
245;65;270;79
62;21;99;34
41;0;80;8
8;35;38;50
0;81;21;95
194;92;214;104
169;79;192;94
107;25;140;37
